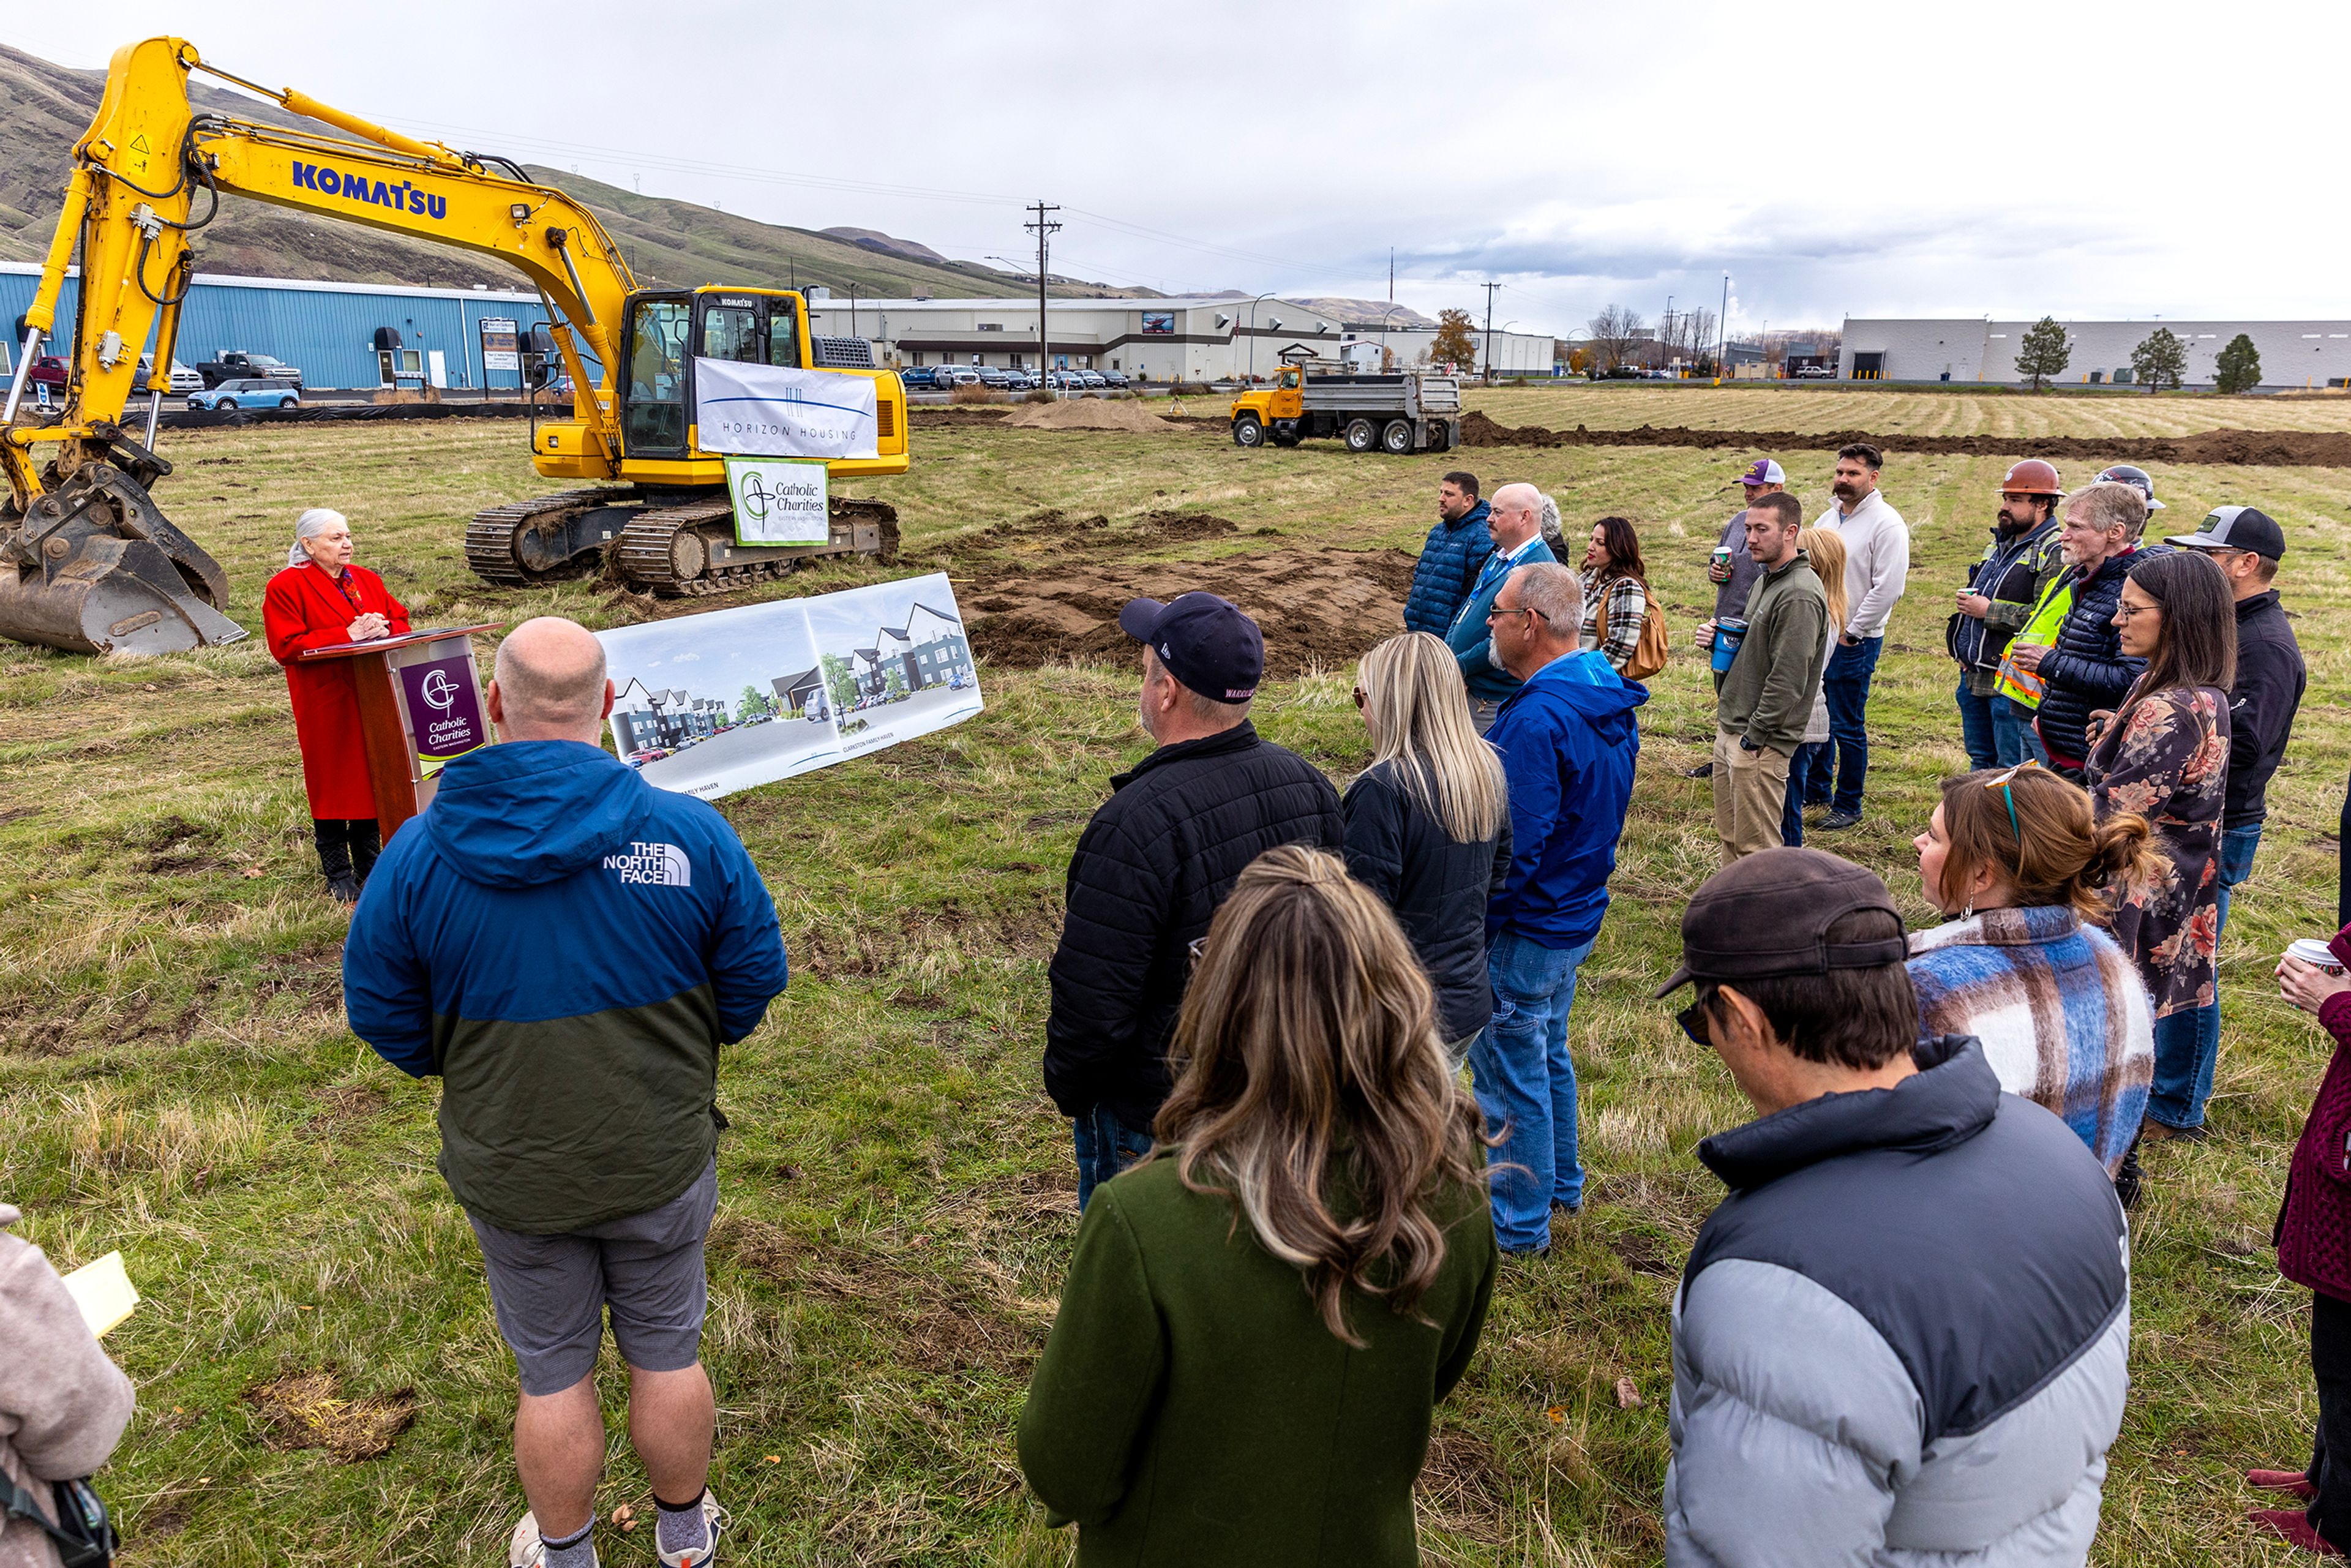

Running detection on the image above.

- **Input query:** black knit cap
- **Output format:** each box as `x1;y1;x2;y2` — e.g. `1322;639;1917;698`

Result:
1655;847;1908;997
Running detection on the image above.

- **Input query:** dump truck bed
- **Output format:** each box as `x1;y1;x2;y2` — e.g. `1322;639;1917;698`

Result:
1299;374;1461;416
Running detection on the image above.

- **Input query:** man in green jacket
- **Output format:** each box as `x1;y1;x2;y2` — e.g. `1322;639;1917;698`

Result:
1701;492;1829;866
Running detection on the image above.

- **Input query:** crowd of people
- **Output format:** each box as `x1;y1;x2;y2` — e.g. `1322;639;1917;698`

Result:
5;452;2343;1567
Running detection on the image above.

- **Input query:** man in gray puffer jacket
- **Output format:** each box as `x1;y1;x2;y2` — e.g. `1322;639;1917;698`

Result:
1657;850;2129;1567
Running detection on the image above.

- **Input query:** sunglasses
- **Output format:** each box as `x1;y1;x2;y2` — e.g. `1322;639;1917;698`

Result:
1676;991;1717;1046
1983;759;2043;841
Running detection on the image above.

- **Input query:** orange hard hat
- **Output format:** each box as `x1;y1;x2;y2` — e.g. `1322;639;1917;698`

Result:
1998;459;2064;497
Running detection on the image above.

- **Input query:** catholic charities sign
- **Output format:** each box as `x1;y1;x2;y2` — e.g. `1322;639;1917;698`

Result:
694;358;879;460
726;456;830;546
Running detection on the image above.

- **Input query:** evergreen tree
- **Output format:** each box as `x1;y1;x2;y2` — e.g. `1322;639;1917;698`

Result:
2014;316;2071;391
2131;328;2188;394
2214;332;2263;394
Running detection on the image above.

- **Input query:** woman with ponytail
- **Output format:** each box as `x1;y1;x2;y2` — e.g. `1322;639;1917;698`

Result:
1019;846;1497;1564
1908;763;2162;1187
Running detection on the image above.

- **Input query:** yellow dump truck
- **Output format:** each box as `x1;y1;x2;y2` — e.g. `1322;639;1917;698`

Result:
1227;367;1462;454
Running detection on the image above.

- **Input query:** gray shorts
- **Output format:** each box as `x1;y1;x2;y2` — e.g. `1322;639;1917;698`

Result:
467;1160;718;1396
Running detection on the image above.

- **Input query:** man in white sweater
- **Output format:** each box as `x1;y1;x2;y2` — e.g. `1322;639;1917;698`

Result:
1808;443;1909;831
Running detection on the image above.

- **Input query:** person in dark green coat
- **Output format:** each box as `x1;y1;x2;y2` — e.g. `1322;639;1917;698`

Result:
1018;845;1499;1566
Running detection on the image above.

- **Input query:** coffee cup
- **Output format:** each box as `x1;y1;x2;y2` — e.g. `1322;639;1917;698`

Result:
2287;938;2346;976
1710;618;1747;673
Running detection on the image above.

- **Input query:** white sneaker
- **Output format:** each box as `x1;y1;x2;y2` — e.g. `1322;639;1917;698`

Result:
655;1490;726;1568
508;1511;595;1568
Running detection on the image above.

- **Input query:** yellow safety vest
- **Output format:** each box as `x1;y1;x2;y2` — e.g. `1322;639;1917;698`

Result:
1995;572;2075;708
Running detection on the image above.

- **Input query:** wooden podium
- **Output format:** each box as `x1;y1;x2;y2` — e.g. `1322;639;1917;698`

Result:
302;625;498;841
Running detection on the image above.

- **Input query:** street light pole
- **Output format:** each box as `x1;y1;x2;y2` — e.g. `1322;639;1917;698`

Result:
1243;291;1274;383
1717;270;1730;377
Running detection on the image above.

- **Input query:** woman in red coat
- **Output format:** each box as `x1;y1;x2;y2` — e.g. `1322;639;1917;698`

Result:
2252;927;2351;1555
262;508;410;902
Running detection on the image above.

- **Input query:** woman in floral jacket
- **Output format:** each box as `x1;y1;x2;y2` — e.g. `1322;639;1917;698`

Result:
2083;549;2236;1139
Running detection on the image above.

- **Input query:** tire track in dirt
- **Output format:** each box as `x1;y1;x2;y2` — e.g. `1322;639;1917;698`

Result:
1454;410;2351;467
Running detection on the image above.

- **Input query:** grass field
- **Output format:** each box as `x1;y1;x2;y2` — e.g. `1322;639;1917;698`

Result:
1463;382;2351;440
5;408;2350;1564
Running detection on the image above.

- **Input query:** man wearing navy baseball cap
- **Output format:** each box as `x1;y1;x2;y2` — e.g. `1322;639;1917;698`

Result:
2163;505;2305;1136
1042;591;1343;1208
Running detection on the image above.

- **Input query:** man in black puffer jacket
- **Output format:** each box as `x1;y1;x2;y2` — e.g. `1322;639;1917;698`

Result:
2003;480;2150;776
1044;592;1343;1209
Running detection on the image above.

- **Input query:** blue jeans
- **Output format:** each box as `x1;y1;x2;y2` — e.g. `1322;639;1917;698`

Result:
1782;742;1820;845
1468;929;1595;1253
1956;680;1999;770
1793;740;1833;812
1990;694;2047;766
1073;1103;1153;1212
1821;637;1883;814
2158;823;2266;1131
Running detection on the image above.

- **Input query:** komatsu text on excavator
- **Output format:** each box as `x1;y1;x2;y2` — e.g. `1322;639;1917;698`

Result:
1;36;910;656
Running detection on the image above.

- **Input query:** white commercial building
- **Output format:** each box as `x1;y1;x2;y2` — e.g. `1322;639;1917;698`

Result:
801;294;1555;383
1840;318;2351;390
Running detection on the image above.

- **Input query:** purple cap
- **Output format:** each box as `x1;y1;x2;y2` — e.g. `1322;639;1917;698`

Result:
1118;592;1264;702
1738;459;1785;487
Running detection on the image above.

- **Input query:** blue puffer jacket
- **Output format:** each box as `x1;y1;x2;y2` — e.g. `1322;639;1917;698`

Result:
1486;650;1643;948
345;739;789;1233
1403;500;1494;636
1445;537;1557;703
1666;1036;2129;1568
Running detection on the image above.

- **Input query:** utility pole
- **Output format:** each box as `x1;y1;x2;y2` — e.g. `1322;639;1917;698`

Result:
1026;201;1062;395
1389;247;1394;303
1481;280;1501;380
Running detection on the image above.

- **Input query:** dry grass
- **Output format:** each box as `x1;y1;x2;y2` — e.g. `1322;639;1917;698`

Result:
1;412;2348;1561
1466;382;2351;439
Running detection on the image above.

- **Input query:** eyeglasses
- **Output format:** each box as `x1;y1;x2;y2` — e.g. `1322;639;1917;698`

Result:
1676;999;1710;1046
1983;759;2043;841
1487;602;1545;625
2113;601;2158;621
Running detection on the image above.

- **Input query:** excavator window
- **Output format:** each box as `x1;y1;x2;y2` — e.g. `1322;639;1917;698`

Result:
768;298;803;369
700;304;760;363
624;296;691;455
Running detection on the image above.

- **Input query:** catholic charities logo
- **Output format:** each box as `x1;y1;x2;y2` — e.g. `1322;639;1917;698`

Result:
604;841;691;887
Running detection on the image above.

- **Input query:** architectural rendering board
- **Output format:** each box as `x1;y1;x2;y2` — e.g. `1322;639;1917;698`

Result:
595;572;982;800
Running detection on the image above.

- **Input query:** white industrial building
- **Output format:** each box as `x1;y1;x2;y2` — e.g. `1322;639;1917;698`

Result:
1840;318;2351;389
801;293;1556;382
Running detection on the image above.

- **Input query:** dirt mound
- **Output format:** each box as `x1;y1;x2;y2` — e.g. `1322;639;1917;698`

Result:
1457;409;2351;467
967;549;1414;677
1003;398;1180;433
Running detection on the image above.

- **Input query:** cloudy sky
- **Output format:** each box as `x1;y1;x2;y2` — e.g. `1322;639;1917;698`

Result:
17;1;2347;336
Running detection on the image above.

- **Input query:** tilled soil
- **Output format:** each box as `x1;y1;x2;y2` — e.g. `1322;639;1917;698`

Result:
1456;410;2351;467
947;508;1414;677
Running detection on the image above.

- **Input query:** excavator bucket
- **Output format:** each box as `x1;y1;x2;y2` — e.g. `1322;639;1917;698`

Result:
0;457;245;656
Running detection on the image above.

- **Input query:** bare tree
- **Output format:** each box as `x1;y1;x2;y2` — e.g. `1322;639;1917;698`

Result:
1586;306;1647;372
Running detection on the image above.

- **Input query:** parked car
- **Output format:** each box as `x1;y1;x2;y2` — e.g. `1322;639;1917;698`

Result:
1042;370;1087;391
131;356;204;394
1794;365;1837;379
195;351;304;389
186;378;301;411
1098;369;1131;388
24;355;67;391
1074;369;1107;389
934;366;982;388
976;366;1020;388
898;366;938;390
1000;369;1037;391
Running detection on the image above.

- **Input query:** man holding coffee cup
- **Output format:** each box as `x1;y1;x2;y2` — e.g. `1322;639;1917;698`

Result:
1698;492;1829;865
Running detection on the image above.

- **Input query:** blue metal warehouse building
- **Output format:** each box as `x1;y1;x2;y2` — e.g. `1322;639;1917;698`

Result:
0;262;560;391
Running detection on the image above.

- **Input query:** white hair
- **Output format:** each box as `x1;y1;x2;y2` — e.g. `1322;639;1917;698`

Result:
288;508;347;568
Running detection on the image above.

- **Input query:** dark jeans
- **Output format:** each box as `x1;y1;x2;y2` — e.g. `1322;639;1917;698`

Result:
1782;741;1826;845
1073;1103;1153;1212
1794;740;1833;811
1955;680;1999;770
2310;1290;2351;1548
1990;694;2047;766
1821;637;1883;814
2162;823;2266;1131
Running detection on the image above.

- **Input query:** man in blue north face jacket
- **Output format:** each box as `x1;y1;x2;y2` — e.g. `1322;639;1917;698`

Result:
1402;470;1493;636
345;617;785;1568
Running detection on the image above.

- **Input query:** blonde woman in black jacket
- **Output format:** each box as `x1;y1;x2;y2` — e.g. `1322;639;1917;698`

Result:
1343;632;1513;1068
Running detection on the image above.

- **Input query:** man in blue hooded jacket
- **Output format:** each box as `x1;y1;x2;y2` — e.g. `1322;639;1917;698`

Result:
1472;560;1644;1253
345;617;786;1568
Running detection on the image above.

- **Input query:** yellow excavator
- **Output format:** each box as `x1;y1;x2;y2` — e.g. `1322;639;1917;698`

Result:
1;36;909;656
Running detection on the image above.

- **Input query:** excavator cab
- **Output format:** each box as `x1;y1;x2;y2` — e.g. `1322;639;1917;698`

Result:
615;287;812;462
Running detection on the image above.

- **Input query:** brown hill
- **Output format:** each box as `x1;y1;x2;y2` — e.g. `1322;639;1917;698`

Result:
0;41;1136;299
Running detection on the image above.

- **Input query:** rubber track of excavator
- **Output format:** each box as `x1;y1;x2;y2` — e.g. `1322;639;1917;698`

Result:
614;498;901;598
464;489;617;585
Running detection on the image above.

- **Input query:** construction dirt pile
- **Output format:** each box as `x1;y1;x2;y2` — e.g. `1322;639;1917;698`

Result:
947;508;1413;677
1455;410;2351;467
1002;398;1182;433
